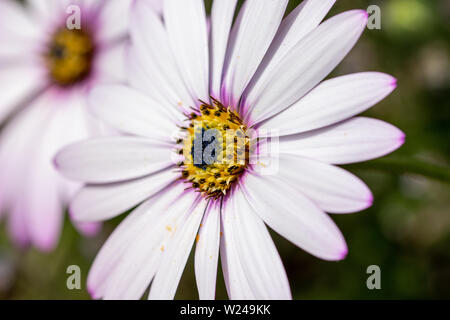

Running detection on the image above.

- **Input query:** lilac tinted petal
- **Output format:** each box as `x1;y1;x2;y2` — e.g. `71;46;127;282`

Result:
7;204;30;248
244;0;336;106
269;154;373;214
70;169;178;222
74;221;102;237
149;198;208;300
130;0;196;111
55;137;176;184
96;0;132;43
210;0;238;98
0;64;47;123
88;84;181;140
240;174;348;261
23;108;69;252
278;117;406;165
260;73;397;135
28;0;64;24
88;183;193;299
226;189;292;299
164;0;209;102
195;202;221;300
0;0;43;56
222;0;288;107
93;42;127;83
245;10;368;125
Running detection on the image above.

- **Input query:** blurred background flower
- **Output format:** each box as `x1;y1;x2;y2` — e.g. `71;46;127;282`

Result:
0;0;449;299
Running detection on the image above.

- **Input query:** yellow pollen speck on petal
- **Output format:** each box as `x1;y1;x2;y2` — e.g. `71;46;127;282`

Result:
177;98;252;199
160;246;165;252
166;226;173;232
196;234;200;243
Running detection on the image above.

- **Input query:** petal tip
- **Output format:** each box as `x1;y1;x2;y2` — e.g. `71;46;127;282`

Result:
390;77;398;89
365;193;374;210
87;285;96;299
338;247;349;261
398;131;406;145
34;236;57;253
354;9;369;22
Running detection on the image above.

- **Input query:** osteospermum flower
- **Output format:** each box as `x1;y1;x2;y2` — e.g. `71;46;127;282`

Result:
0;0;162;250
56;0;405;299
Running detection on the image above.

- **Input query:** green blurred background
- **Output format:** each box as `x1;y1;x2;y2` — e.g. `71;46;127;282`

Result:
0;0;449;299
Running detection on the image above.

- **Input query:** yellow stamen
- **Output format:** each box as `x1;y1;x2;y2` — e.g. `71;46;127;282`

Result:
45;28;95;86
177;98;251;199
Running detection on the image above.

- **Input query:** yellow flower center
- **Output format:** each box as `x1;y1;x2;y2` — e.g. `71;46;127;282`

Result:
178;99;251;199
45;28;95;86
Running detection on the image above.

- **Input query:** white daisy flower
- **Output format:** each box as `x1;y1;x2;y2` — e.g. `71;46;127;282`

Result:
0;0;162;250
55;0;405;299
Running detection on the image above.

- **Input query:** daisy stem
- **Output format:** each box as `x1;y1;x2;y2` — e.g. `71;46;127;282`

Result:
345;156;450;183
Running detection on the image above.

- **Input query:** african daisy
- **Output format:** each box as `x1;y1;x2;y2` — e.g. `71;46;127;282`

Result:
55;0;405;299
0;0;162;250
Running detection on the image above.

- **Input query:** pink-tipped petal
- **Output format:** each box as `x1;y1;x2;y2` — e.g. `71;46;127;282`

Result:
240;173;348;261
268;154;374;214
260;72;398;135
245;10;369;125
277;117;406;165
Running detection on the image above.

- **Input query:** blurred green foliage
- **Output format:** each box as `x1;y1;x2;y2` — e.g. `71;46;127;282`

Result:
0;0;449;300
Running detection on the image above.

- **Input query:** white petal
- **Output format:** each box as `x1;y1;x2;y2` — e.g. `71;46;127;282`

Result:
223;189;292;299
194;202;221;300
164;0;209;102
130;0;196;111
0;64;46;128
222;0;288;107
88;183;194;299
220;202;254;300
28;0;64;25
0;0;43;57
93;41;127;83
209;0;238;98
244;0;336;107
73;221;101;237
260;73;397;135
96;0;132;43
244;10;369;125
55;137;176;184
149;198;208;300
70;169;178;222
88;84;181;140
277;117;406;165
267;154;373;214
240;173;348;261
23;110;66;251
